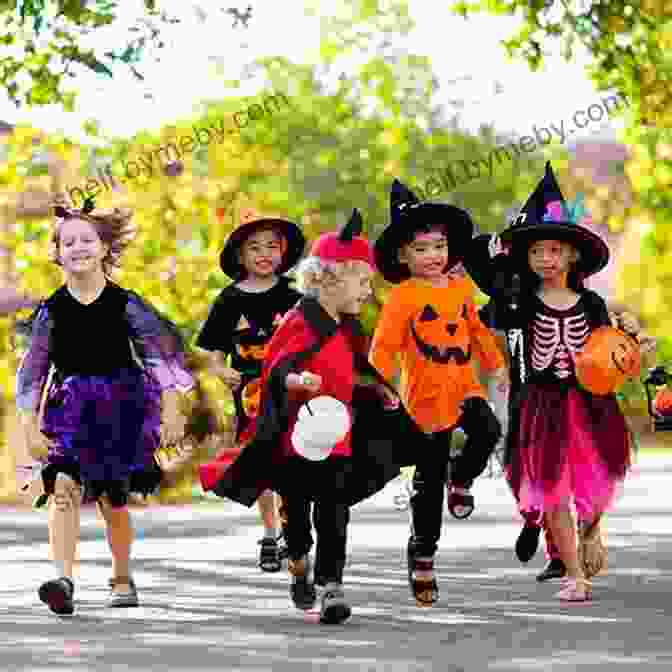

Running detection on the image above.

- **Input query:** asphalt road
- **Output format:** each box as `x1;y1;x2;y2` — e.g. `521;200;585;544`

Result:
1;456;671;672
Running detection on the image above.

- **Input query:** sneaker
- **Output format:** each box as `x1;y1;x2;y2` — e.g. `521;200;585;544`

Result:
319;584;351;624
288;555;316;610
258;537;282;572
107;577;139;607
536;558;566;582
38;577;74;615
515;522;541;563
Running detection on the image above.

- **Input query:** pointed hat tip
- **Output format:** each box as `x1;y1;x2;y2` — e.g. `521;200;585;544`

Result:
339;208;363;241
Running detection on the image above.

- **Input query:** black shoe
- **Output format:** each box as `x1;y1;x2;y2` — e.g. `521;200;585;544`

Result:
319;584;351;624
258;537;282;572
38;577;74;615
288;556;316;610
107;577;139;607
515;523;541;563
536;559;566;582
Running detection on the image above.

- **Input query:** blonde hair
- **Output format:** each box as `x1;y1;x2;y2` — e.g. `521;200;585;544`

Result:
50;205;136;276
295;257;367;297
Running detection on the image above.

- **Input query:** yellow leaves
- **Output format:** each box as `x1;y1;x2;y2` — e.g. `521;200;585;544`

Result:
607;16;628;33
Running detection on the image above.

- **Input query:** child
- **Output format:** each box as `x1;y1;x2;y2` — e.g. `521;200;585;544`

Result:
369;179;507;606
463;162;639;601
16;198;194;615
200;209;421;624
196;207;305;572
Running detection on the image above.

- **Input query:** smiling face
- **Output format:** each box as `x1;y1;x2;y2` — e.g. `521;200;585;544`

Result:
528;238;578;283
239;228;285;278
335;261;374;315
58;217;109;276
398;229;449;280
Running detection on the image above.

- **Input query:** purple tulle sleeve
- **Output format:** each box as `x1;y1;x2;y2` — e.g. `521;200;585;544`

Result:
15;304;53;413
125;291;195;393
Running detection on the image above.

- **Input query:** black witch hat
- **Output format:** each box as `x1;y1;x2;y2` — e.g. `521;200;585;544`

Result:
501;162;609;277
219;207;306;279
374;179;473;283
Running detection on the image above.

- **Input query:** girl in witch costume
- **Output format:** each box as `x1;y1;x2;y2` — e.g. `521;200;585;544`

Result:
196;207;304;572
369;179;506;607
463;162;640;601
16;198;194;615
199;209;422;624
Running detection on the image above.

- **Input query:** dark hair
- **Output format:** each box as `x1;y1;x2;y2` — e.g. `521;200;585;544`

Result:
397;222;448;248
515;237;586;293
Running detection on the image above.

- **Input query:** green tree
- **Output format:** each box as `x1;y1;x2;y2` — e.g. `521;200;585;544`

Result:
0;0;182;110
451;0;672;363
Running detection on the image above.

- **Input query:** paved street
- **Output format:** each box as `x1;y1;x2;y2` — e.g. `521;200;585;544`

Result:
1;456;671;671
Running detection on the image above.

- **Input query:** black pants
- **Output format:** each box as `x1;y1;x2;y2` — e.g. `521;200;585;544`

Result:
411;397;501;557
280;456;351;586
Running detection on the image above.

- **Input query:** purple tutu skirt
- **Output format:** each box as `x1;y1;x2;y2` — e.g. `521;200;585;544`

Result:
507;383;631;522
41;367;162;498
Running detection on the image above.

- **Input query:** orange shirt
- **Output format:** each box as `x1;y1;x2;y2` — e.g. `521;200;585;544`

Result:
369;276;505;432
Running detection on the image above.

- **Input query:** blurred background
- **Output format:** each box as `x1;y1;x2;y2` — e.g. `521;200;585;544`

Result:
0;0;670;503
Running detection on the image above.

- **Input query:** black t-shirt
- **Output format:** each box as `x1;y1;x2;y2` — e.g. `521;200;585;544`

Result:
197;276;301;377
197;277;301;437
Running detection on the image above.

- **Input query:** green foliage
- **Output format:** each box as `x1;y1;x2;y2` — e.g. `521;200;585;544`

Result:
0;0;178;109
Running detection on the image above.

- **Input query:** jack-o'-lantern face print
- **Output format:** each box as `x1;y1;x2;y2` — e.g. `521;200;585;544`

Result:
576;326;641;395
234;313;284;361
610;331;640;377
410;303;471;365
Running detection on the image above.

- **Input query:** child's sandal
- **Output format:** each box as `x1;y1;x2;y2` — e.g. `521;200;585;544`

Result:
410;557;439;607
555;576;592;602
258;537;282;572
447;486;474;519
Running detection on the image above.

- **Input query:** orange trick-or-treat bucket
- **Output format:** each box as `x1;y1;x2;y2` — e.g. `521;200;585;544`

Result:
654;387;672;417
575;326;641;395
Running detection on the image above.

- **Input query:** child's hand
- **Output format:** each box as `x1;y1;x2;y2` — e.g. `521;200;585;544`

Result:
286;371;322;394
610;311;640;337
488;234;510;258
23;418;55;460
491;367;510;393
217;366;243;389
640;333;657;356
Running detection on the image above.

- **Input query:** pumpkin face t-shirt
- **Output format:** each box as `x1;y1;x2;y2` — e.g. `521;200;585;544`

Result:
369;276;505;432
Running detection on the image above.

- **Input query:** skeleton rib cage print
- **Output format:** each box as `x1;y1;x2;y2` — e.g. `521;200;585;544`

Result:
531;311;590;379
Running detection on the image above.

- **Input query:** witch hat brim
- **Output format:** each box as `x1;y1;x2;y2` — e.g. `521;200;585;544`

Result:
374;202;474;284
501;222;609;277
220;217;306;278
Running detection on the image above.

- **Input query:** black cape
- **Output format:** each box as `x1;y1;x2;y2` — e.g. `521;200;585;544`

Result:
212;297;426;507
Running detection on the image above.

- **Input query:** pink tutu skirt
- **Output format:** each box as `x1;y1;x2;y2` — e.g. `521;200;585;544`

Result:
507;383;631;523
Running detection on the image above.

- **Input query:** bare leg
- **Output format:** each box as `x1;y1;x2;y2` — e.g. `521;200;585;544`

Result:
48;473;81;578
544;509;582;580
97;496;134;592
257;489;279;535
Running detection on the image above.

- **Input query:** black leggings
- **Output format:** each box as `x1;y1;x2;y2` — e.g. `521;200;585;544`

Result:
280;456;351;585
411;397;501;557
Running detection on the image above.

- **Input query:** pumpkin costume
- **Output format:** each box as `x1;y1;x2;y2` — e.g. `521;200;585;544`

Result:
370;179;504;607
463;163;635;595
371;275;504;431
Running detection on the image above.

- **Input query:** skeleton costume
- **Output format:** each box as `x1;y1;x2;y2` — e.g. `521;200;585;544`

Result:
464;163;632;525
